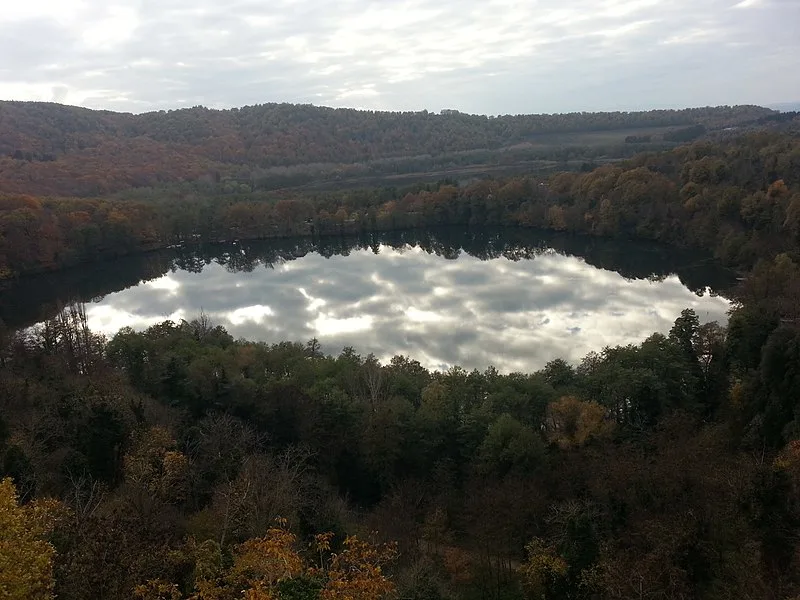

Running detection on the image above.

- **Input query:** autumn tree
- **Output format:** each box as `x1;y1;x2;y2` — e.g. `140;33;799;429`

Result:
0;478;63;600
544;396;613;449
135;522;397;600
518;538;568;600
124;426;190;506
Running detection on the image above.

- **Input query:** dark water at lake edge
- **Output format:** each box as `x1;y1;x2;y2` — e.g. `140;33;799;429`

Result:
0;227;737;372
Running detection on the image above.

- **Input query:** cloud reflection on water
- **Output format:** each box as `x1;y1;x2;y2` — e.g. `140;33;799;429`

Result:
84;242;731;373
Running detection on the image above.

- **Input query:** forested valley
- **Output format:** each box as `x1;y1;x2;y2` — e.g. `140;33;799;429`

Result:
2;103;800;600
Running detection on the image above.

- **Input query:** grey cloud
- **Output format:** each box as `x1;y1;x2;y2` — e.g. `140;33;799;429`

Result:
439;269;493;287
0;20;77;72
1;0;798;111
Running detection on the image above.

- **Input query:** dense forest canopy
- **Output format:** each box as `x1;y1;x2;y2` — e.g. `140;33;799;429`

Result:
2;103;800;599
1;127;799;279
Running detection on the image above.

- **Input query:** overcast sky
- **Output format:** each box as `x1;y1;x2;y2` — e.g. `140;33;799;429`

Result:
1;0;798;115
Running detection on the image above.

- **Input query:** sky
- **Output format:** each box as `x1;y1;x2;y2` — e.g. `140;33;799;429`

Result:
81;244;730;373
1;0;798;115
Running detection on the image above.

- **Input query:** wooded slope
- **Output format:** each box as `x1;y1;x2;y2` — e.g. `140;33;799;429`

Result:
0;101;774;195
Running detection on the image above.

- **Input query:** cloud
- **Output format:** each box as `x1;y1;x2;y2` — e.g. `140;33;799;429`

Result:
81;238;732;373
0;0;797;113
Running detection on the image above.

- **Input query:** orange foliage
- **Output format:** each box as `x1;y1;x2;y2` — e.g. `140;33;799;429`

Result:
318;535;398;600
231;523;304;588
135;522;396;600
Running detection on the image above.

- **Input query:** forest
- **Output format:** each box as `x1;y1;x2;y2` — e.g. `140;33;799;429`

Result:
2;105;800;599
0;102;779;196
2;125;800;279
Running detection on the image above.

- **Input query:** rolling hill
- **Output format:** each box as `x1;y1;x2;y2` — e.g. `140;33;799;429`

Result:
0;101;775;196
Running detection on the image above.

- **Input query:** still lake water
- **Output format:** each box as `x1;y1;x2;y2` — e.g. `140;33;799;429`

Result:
0;228;736;373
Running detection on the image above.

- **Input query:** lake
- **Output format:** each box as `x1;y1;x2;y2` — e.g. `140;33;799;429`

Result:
0;228;736;373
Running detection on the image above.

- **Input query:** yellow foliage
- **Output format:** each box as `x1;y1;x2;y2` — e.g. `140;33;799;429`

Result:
0;478;63;600
107;208;131;225
518;538;568;599
545;396;613;448
161;451;190;498
242;585;275;600
418;381;451;424
125;427;189;502
313;532;334;554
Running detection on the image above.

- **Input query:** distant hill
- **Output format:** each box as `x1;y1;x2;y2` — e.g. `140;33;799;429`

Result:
0;101;775;196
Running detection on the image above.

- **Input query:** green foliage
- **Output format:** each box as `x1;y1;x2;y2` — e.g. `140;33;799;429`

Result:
664;124;707;143
277;575;324;600
478;414;544;474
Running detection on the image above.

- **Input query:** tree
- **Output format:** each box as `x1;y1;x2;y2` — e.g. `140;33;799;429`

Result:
669;308;700;363
477;414;544;474
135;523;397;600
124;427;190;506
518;538;568;600
0;478;63;600
695;321;728;415
542;359;575;389
759;326;800;447
545;396;613;449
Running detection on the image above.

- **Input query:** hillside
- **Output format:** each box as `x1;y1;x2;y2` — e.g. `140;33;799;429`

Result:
0;101;774;196
1;128;799;281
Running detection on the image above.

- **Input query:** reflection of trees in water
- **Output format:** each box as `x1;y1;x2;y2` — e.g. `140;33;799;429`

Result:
173;253;211;274
217;227;735;294
0;251;177;329
0;227;736;329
